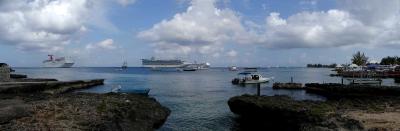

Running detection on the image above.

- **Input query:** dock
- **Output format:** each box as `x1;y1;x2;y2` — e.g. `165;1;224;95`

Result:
272;82;303;89
0;79;104;94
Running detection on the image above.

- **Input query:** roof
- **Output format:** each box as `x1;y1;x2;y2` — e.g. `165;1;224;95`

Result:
0;63;8;67
349;64;359;68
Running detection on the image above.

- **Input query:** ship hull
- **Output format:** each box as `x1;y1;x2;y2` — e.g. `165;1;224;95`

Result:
43;62;74;68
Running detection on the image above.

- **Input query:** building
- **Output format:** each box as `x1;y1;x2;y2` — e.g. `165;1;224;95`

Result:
0;63;10;82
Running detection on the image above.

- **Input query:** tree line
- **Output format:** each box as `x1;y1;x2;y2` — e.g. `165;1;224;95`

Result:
351;51;400;65
380;56;400;65
306;63;337;68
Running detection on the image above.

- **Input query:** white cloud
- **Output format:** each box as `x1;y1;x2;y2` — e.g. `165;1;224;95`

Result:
140;0;400;56
138;0;249;58
86;39;117;50
0;0;115;52
226;50;237;57
262;10;373;48
116;0;136;6
259;0;400;49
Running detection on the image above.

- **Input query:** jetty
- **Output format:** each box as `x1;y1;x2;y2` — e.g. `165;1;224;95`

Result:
272;82;303;89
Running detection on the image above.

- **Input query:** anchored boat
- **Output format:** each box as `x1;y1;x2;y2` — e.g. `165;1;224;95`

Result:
42;55;74;68
232;72;272;84
229;66;238;71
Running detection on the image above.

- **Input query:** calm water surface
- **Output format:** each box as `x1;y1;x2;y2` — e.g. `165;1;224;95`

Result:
13;67;400;130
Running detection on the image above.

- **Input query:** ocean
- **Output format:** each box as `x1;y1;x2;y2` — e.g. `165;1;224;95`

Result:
13;67;400;130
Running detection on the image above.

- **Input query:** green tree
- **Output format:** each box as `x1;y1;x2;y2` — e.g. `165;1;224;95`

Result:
380;56;400;65
351;51;368;66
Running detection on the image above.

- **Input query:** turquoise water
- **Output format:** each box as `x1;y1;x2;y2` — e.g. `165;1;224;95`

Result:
13;67;400;130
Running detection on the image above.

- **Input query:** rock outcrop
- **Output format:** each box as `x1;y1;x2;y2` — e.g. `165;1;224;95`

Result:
0;93;170;131
228;94;400;130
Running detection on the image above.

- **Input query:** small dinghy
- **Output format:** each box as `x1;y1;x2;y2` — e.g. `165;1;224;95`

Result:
111;85;150;96
120;88;151;96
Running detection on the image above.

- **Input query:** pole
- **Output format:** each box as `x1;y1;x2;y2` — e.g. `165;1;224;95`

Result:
257;83;261;96
341;77;344;85
291;77;293;83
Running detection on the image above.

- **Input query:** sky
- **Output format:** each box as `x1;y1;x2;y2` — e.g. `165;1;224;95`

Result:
0;0;399;67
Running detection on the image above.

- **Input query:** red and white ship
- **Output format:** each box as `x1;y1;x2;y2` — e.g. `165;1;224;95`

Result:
42;55;74;68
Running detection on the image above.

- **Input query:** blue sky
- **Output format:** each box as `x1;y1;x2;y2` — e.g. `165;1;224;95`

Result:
0;0;399;67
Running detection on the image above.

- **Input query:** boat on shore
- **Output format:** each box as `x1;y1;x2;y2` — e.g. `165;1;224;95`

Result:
111;85;150;96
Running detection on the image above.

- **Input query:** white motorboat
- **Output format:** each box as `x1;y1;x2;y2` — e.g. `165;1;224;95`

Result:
229;66;238;71
232;72;272;84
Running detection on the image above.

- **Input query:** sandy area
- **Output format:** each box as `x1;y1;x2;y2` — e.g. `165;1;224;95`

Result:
345;111;400;130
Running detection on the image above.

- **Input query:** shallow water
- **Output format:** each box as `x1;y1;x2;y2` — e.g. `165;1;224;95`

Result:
13;67;400;130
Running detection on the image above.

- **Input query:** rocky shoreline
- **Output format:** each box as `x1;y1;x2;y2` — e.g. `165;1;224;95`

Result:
0;93;170;130
228;84;400;130
0;68;171;130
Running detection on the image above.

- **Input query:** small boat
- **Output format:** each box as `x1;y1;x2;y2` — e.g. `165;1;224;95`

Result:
116;61;128;71
122;61;128;69
232;72;272;84
111;85;122;92
121;88;151;96
229;66;238;71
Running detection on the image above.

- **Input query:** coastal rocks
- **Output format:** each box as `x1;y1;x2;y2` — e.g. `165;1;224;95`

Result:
228;94;400;130
0;63;10;82
0;93;170;131
228;95;340;130
0;99;31;124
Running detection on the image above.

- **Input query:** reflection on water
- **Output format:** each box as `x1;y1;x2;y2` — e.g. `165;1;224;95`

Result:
13;67;400;130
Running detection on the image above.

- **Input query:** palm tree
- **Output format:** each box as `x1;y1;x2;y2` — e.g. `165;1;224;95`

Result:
351;51;368;66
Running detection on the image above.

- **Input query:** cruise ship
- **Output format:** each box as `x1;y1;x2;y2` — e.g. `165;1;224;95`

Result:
43;55;74;68
141;57;186;68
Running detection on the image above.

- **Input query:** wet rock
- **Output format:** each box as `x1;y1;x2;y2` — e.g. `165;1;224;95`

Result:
0;99;31;124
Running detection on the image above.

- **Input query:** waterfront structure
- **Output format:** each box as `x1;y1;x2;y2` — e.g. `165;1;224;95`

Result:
43;55;74;68
0;63;10;82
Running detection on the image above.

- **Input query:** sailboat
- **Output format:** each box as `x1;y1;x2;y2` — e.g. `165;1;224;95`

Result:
116;61;128;71
122;61;128;69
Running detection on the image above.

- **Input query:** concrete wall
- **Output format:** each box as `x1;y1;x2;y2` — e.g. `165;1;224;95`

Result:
0;63;10;82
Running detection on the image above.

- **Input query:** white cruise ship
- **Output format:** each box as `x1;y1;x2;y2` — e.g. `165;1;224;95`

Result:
42;55;74;68
141;57;186;68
